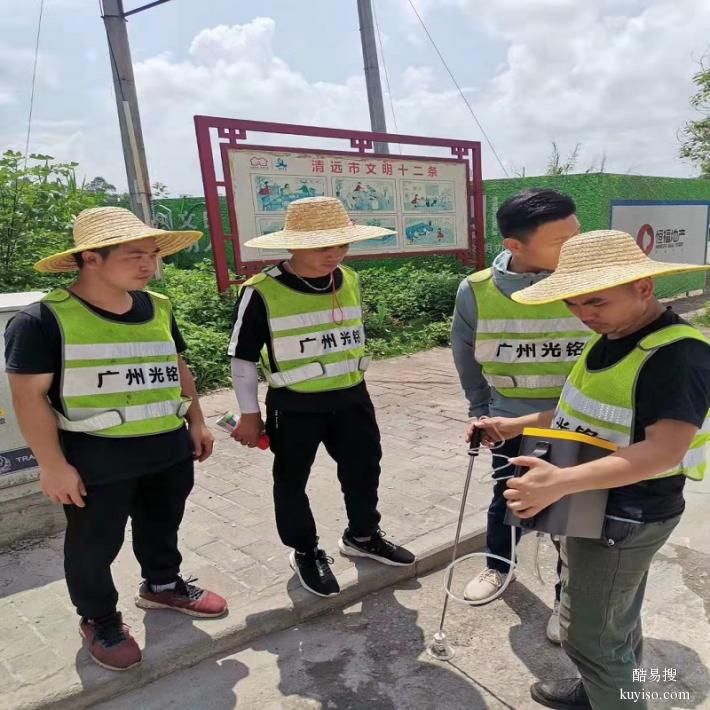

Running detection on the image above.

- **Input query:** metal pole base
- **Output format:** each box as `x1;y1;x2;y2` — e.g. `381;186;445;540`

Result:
426;631;455;661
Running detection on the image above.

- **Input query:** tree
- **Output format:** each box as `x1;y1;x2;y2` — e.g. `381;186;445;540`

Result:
680;56;710;178
152;181;170;199
546;141;581;175
0;151;105;291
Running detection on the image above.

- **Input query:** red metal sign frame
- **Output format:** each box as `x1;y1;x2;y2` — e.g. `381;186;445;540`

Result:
194;116;484;292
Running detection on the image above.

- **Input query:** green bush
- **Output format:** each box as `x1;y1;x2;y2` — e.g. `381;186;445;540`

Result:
178;322;232;393
357;256;465;323
0;151;106;292
154;261;235;331
366;317;452;359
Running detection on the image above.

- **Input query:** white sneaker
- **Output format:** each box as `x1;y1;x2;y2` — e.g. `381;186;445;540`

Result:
463;568;514;602
546;600;561;644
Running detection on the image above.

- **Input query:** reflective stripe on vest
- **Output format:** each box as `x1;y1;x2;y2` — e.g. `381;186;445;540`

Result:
553;324;709;481
43;288;187;437
240;265;368;393
469;268;591;399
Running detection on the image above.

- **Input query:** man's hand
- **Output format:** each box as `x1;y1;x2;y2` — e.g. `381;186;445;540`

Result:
189;422;215;462
465;416;525;447
231;412;265;448
40;462;87;507
503;456;567;518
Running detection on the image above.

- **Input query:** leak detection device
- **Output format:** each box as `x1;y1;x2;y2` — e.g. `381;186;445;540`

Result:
503;427;617;539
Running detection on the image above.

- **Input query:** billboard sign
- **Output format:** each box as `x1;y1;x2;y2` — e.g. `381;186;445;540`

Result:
194;118;484;291
610;200;710;265
229;148;470;262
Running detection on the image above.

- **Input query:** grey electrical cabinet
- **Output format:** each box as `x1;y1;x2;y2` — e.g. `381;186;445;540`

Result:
0;292;44;487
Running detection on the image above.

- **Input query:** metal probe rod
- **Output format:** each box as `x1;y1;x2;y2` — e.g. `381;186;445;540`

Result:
437;427;483;632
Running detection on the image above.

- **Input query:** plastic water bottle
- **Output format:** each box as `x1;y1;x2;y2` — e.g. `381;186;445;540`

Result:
216;412;270;450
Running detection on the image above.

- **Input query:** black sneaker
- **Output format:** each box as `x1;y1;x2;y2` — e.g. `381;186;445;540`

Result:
289;548;340;597
530;678;591;709
339;528;416;566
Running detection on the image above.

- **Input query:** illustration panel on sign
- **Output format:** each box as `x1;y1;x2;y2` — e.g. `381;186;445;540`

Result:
255;217;289;259
401;180;454;212
349;216;398;251
404;215;456;247
333;178;395;212
256;216;285;236
253;175;326;212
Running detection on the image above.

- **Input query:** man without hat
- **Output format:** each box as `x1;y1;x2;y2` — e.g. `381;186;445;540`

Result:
452;188;588;643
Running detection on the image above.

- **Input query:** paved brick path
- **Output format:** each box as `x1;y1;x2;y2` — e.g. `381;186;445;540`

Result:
0;348;497;709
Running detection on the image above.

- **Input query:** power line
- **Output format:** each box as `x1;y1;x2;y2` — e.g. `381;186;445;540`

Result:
372;0;402;154
24;0;45;164
406;0;509;176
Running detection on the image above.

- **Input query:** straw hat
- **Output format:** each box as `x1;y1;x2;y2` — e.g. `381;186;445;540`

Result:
34;207;202;273
513;229;709;305
244;196;395;250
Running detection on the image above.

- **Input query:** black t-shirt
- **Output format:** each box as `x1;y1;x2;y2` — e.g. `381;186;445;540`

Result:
229;262;370;412
3;291;193;485
584;308;710;522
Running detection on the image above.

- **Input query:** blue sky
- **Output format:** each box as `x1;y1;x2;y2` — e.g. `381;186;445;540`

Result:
1;0;708;195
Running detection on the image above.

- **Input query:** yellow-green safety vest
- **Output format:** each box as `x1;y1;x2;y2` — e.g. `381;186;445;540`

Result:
553;324;710;480
469;268;591;399
43;288;189;437
233;265;370;392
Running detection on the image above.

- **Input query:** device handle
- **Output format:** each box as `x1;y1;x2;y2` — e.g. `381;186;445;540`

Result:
468;426;484;455
514;440;551;528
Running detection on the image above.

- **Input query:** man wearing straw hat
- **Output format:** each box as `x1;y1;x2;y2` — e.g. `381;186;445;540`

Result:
228;196;415;598
469;230;710;709
4;207;227;672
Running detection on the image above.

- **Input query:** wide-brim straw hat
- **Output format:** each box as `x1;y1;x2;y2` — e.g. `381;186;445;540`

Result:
34;206;202;273
513;229;710;305
244;196;396;250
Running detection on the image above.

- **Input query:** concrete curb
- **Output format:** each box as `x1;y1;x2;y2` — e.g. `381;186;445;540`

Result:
19;522;487;710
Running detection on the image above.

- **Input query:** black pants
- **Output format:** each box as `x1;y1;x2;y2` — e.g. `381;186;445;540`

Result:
63;458;194;619
266;401;382;552
487;435;562;600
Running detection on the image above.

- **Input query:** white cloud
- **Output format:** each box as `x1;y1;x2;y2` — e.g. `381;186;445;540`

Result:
458;0;710;176
8;4;708;194
132;18;374;193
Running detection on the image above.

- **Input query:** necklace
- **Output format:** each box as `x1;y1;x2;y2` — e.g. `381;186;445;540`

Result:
284;261;343;324
285;262;333;292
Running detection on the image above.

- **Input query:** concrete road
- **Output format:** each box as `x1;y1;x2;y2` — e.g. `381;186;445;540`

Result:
96;492;710;710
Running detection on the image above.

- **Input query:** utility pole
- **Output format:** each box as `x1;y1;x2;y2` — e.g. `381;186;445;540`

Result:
357;0;389;154
101;0;153;224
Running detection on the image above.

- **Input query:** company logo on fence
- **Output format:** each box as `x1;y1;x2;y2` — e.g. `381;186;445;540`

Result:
637;224;655;255
636;223;687;256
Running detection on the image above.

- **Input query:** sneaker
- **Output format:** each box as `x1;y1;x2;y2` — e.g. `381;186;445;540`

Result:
338;528;416;567
463;568;515;602
530;678;591;709
79;611;142;672
546;599;561;644
135;576;228;618
289;548;340;597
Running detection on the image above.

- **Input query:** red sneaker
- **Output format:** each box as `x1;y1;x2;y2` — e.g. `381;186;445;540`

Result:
135;576;228;618
79;612;142;671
